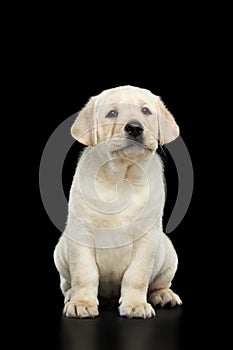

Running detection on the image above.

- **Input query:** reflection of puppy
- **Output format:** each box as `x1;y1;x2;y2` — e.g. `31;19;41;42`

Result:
54;85;182;318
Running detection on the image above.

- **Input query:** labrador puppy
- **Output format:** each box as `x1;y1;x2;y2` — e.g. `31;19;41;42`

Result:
54;85;182;318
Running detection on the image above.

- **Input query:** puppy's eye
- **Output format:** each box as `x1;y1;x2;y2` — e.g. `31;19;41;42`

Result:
141;107;152;115
106;110;118;118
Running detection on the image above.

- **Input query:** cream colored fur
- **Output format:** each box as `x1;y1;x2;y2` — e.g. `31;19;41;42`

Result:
54;85;182;319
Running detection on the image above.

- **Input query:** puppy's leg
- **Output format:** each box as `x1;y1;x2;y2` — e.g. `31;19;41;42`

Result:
60;276;71;303
54;237;99;318
148;235;182;307
119;237;156;319
63;243;99;318
54;240;72;303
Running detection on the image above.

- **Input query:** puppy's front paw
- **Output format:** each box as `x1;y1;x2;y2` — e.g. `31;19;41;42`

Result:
119;301;155;319
149;288;182;307
64;300;99;318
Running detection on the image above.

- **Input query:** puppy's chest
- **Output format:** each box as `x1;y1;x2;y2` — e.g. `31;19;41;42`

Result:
92;179;148;226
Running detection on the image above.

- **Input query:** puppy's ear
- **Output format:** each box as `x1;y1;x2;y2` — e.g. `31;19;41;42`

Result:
71;97;97;146
155;97;179;145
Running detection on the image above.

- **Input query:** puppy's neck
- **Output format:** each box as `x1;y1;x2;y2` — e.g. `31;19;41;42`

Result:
96;156;153;186
96;158;130;184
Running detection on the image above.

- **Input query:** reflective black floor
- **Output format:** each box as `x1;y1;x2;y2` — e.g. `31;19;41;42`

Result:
49;299;187;350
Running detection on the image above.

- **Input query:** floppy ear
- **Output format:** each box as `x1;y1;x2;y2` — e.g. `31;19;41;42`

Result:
156;97;180;145
71;97;97;146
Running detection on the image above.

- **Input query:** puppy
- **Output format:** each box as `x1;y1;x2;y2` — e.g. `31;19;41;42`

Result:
54;85;182;318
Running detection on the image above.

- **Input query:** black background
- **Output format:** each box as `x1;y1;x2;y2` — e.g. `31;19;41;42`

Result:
36;30;219;350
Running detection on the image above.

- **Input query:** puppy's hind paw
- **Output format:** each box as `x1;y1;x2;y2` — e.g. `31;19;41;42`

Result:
149;288;182;307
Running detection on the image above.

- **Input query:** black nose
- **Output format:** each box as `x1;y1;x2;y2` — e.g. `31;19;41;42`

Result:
124;122;144;138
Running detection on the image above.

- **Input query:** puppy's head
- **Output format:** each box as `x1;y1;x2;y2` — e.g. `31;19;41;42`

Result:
71;85;179;157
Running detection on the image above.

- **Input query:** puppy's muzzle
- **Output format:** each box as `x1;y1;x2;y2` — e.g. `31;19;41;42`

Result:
124;121;144;141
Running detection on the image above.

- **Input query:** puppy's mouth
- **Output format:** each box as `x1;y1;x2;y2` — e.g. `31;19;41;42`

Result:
124;138;145;149
112;139;153;154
